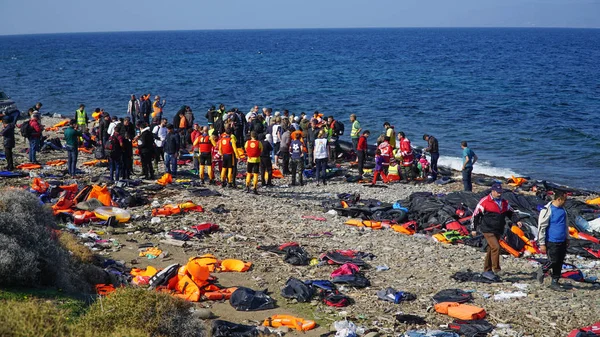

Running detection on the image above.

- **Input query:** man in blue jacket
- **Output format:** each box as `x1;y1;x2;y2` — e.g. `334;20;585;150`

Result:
536;190;569;291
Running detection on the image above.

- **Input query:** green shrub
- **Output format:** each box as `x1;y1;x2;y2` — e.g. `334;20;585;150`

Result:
81;288;206;337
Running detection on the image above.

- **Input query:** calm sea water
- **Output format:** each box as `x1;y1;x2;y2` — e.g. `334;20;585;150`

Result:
1;28;599;190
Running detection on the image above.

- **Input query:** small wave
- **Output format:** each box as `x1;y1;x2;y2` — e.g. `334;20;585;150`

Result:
437;155;518;178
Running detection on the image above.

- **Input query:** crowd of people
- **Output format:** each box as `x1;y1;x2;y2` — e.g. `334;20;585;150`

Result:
0;97;486;194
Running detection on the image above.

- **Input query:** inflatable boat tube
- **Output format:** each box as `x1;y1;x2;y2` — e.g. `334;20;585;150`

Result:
94;206;131;223
339;140;376;157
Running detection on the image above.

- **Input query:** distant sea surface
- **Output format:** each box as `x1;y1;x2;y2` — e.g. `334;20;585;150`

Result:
1;28;599;190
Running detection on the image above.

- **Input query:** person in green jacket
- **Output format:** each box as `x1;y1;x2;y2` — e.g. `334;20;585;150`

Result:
75;104;88;132
350;114;362;152
64;119;83;177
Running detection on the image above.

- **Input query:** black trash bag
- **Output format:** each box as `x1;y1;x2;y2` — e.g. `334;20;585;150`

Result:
281;278;315;302
432;289;473;304
331;274;370;288
283;245;310;265
451;270;500;284
448;319;495;337
211;320;259;337
230;287;276;311
395;313;427;325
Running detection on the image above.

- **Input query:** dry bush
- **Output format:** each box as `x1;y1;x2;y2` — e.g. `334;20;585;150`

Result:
58;232;94;263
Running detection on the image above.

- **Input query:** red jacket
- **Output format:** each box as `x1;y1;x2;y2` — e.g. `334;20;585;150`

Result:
472;194;517;235
29;119;43;139
357;136;367;152
190;130;201;150
399;137;413;166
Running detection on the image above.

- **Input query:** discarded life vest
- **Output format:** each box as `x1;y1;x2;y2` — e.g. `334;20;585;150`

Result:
344;219;384;230
391;221;418;235
78;147;93;154
46;159;67;166
16;163;42;170
95;284;116;296
434;302;486;320
152;201;204;217
94;206;131;223
31;177;49;193
272;169;284;179
567;322;600;337
73;210;98;225
86;185;113;206
188;254;219;272
263;315;316;332
569;227;600;244
83;159;108;166
219;259;252;272
157;173;173;185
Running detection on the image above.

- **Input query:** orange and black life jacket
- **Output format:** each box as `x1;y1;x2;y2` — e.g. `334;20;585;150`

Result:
199;135;213;153
220;135;233;155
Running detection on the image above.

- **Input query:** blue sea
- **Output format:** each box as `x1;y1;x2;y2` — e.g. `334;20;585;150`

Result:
1;28;599;190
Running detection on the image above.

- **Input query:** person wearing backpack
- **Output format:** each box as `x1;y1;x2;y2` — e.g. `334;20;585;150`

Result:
1;116;16;171
136;122;155;180
106;125;124;182
27;112;43;164
64;119;82;177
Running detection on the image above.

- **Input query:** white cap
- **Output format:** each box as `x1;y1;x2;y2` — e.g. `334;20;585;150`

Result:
274;111;281;116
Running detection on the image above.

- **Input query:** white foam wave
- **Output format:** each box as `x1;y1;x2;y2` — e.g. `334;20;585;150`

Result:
437;155;519;178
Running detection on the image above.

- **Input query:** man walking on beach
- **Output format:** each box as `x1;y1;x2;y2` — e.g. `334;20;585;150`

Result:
350;114;362;152
314;130;329;186
471;183;522;280
136;122;155;180
127;95;140;126
75;104;88;132
64;119;82;177
289;132;305;186
152;118;168;171
423;134;439;181
306;119;320;169
461;141;477;192
27;112;43;164
163;124;180;176
537;190;569;291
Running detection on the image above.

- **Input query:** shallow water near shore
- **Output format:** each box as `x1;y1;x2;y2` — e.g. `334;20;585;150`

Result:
1;28;599;189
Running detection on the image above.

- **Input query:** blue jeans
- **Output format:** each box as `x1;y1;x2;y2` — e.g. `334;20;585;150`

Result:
315;158;328;183
463;166;473;192
164;153;177;175
29;138;40;163
430;152;439;180
109;157;122;181
66;145;78;176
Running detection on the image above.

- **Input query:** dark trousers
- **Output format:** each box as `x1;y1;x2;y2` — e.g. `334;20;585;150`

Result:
140;152;154;179
122;156;133;179
4;146;14;171
401;164;414;181
352;137;359;152
357;151;365;177
483;233;501;272
463;167;473;192
315;158;327;183
281;151;290;175
543;242;568;281
307;145;314;168
260;157;272;185
328;138;339;162
430;152;439;180
290;158;304;185
66;145;78;176
109;157;122;181
154;146;164;168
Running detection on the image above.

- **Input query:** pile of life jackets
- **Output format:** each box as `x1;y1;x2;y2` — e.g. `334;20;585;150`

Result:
51;184;115;218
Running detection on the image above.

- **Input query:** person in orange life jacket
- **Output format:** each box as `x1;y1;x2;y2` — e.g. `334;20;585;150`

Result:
107;124;125;182
194;126;217;184
152;95;166;125
173;109;186;132
398;132;415;182
289;132;306;186
244;131;263;194
135;121;155;180
190;123;202;173
471;183;522;279
163;124;180;176
372;149;388;185
356;130;370;178
218;127;239;188
536;190;569;291
260;134;274;187
377;136;391;175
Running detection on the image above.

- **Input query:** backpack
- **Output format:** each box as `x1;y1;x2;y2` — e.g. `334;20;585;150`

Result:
336;121;345;135
94;145;106;159
148;263;180;290
20;121;32;139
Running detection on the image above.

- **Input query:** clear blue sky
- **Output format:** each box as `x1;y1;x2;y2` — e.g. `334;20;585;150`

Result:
1;0;599;35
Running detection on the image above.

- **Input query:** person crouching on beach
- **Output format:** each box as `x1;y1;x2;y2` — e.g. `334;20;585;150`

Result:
244;131;262;194
372;149;388;185
471;183;522;280
313;130;329;186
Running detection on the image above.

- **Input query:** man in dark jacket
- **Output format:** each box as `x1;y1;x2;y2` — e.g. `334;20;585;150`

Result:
98;113;111;146
1;116;15;171
423;134;439;181
122;117;136;140
135;122;155;179
471;183;522;279
63;119;82;177
163;124;180;175
28;113;43;164
306;119;320;169
107;125;124;182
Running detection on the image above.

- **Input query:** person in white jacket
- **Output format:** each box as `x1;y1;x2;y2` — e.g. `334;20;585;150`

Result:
127;95;141;125
536;190;569;291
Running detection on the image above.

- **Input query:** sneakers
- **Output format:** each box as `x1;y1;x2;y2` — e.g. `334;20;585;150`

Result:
536;266;545;284
549;280;566;292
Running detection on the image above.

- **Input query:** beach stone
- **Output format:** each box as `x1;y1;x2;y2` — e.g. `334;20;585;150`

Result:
192;308;214;319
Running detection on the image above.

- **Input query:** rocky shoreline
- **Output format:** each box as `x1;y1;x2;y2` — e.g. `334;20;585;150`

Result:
1;115;599;337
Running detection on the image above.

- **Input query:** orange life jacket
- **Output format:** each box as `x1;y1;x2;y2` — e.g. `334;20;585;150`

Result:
199;135;213;153
245;140;261;158
434;302;486;320
220;135;233;155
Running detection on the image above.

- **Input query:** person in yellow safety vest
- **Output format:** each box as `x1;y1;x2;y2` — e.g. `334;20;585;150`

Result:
75;104;88;132
244;131;263;195
349;114;362;152
193;126;217;185
218;127;238;188
383;121;396;150
152;95;166;124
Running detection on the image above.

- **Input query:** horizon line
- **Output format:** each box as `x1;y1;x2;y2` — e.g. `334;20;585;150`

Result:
1;25;599;37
